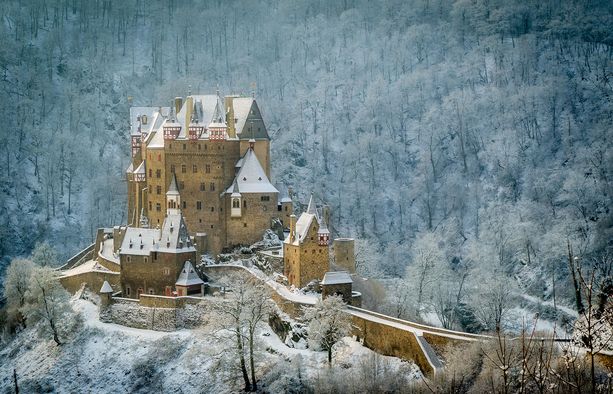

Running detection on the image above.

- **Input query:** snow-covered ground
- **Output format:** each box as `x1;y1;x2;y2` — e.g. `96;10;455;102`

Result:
0;298;421;393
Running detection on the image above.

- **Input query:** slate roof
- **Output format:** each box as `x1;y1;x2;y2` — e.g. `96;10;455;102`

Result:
225;148;278;194
175;261;205;286
119;212;195;256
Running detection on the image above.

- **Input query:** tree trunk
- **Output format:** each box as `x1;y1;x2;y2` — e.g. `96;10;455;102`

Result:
249;328;256;391
567;240;584;313
236;327;250;391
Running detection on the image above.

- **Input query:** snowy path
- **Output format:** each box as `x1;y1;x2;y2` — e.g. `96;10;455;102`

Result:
517;293;578;318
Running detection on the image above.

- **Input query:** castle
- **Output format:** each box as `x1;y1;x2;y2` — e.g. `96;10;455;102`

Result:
60;91;357;302
126;93;290;255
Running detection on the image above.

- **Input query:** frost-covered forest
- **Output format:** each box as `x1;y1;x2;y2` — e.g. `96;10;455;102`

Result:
0;0;611;322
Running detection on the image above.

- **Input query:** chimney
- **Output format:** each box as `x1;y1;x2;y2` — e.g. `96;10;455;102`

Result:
174;97;183;115
289;214;297;243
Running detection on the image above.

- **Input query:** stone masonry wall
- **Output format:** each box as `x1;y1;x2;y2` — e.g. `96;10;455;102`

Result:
100;298;210;331
60;271;120;294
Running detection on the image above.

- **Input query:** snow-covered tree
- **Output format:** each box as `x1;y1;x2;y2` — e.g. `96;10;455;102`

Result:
30;242;59;267
2;258;35;327
210;275;271;392
21;266;75;345
304;295;352;365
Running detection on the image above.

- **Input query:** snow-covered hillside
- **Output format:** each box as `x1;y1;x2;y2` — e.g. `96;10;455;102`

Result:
0;298;421;393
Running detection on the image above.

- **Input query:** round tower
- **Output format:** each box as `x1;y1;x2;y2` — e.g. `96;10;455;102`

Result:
333;238;355;273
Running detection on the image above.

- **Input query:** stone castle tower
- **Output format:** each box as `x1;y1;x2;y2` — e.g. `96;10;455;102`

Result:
283;195;330;288
126;93;290;254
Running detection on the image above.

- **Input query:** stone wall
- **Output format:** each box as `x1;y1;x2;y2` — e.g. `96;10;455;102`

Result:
59;270;120;294
100;297;209;331
350;312;434;376
120;250;196;298
59;244;94;270
224;192;279;247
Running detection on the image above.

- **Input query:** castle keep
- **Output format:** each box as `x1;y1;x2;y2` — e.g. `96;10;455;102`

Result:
127;93;285;255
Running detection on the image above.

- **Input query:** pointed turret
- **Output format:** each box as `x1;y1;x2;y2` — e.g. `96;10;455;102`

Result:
208;95;227;141
166;174;181;215
306;194;317;215
188;99;204;140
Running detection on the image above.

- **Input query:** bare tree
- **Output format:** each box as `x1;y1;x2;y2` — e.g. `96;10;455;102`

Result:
572;252;613;394
210;275;271;392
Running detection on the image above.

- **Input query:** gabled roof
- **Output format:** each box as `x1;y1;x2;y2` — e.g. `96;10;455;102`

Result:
119;212;195;256
159;212;194;252
175;261;205;286
225;148;278;194
321;271;352;285
283;194;329;245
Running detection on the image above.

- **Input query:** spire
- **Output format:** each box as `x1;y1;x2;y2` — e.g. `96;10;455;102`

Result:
306;194;317;215
190;100;199;123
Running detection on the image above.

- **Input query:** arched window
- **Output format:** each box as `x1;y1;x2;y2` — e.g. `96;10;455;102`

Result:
232;199;240;208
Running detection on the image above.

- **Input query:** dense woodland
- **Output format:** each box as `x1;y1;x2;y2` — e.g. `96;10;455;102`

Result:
0;0;611;328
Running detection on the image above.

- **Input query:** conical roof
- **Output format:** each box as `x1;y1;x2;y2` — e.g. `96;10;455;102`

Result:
175;261;205;286
100;281;113;294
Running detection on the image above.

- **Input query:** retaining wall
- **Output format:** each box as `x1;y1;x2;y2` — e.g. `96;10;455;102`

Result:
59;270;120;294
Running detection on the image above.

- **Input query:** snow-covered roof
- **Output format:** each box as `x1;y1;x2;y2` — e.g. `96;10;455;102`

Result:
134;160;145;174
130;106;170;136
175;261;205;286
119;227;161;256
276;183;292;203
231;97;253;136
126;163;133;174
283;194;329;245
284;213;315;246
119;211;195;256
225;148;278;194
100;281;113;293
174;95;220;138
321;271;353;285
